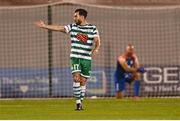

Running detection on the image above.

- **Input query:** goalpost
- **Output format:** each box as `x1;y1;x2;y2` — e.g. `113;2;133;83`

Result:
0;2;179;98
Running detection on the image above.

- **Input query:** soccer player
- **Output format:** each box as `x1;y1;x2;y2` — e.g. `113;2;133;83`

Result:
35;8;101;110
114;44;145;99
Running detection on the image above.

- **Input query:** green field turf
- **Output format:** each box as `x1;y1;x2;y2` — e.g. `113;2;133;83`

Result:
0;98;180;120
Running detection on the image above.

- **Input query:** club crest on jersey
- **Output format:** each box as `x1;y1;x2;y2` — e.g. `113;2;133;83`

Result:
76;33;88;43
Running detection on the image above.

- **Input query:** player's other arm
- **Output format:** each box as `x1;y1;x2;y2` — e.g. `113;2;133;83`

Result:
91;26;101;56
92;36;101;54
118;56;137;73
133;54;140;69
35;20;66;33
133;54;146;73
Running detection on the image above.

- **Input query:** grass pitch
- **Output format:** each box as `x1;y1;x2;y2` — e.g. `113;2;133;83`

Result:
0;98;179;120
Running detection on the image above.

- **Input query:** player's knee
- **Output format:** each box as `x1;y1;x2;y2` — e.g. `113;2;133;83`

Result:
73;73;80;82
80;76;87;86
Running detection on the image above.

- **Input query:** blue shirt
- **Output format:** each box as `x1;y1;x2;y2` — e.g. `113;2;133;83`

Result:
114;57;135;80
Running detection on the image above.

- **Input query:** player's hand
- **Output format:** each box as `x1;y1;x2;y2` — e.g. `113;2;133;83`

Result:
137;67;146;73
91;49;99;59
35;20;46;28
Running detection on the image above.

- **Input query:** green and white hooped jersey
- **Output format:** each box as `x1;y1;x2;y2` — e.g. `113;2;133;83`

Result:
64;23;99;60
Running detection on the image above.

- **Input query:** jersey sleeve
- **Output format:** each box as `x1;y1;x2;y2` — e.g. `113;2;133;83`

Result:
64;24;73;33
93;26;99;38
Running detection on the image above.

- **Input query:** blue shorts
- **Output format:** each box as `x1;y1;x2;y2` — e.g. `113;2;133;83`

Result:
114;73;133;92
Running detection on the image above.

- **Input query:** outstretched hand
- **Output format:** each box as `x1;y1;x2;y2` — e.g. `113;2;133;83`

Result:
35;20;46;28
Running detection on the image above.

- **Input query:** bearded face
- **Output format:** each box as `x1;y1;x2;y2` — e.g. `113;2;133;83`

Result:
74;12;83;25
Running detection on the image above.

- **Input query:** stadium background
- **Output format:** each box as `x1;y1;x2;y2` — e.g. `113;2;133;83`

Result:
1;0;180;6
0;0;180;98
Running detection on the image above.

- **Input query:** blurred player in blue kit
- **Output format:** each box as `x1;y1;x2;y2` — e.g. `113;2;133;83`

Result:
114;44;145;99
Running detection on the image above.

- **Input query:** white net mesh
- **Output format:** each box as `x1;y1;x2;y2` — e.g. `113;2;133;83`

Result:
0;3;180;98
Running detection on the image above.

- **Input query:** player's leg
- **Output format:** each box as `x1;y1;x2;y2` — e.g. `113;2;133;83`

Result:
80;59;91;104
79;76;87;110
118;77;126;99
114;73;126;99
132;72;141;99
72;72;82;110
80;76;87;102
70;58;82;110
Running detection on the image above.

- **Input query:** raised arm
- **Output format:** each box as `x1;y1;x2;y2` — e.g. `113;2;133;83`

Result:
35;20;66;33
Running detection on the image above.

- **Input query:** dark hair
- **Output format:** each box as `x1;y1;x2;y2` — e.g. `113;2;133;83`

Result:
75;8;88;18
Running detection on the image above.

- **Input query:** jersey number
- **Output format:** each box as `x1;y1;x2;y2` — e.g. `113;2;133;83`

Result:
73;64;79;70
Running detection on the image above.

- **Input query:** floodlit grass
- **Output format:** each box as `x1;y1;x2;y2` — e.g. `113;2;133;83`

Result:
0;98;179;119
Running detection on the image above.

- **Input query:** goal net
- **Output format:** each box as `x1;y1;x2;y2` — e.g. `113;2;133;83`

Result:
0;2;180;98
